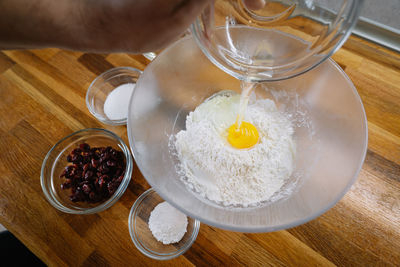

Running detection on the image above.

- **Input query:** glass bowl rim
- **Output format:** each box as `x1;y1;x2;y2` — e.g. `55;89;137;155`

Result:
40;128;133;214
86;66;143;126
128;188;201;260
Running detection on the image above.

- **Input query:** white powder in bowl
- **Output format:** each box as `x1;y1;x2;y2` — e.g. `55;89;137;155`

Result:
148;202;188;245
174;93;296;207
104;83;135;120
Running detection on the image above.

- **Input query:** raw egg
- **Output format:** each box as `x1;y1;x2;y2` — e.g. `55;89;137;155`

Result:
227;121;259;149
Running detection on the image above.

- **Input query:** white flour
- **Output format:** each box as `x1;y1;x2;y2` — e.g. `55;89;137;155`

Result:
148;202;188;244
174;92;296;207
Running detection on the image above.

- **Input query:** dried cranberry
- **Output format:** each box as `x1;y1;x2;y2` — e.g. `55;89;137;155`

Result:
115;168;122;176
83;163;91;172
89;191;95;200
71;154;82;163
75;169;83;177
115;175;124;183
107;183;116;195
84;170;93;180
61;179;72;189
91;159;99;168
101;164;109;174
79;143;90;151
106;160;116;167
100;174;109;181
98;176;105;188
82;156;91;164
102;152;111;161
71;148;82;155
82;184;91;194
70;190;81;201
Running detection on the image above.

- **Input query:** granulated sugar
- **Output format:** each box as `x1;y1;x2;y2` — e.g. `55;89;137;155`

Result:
174;93;296;207
104;83;135;120
148;202;188;244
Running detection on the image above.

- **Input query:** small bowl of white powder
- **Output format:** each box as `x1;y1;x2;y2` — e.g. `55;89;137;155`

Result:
86;67;142;125
128;188;200;260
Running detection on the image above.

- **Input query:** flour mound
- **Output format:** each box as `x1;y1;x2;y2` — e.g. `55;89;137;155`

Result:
148;202;188;244
174;95;295;207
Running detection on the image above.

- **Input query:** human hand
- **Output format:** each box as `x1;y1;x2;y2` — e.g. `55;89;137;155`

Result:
79;0;212;53
75;0;265;53
0;0;211;53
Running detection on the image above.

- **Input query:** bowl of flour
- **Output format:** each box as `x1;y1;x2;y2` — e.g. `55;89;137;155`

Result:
127;36;368;232
128;188;200;260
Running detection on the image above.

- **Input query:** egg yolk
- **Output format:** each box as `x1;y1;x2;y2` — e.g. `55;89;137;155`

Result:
227;121;259;149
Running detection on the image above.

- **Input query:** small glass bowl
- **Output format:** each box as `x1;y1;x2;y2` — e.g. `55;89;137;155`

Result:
129;188;200;260
41;128;133;214
86;67;142;125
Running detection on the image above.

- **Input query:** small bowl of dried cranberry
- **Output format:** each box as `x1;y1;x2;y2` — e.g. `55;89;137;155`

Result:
41;128;133;214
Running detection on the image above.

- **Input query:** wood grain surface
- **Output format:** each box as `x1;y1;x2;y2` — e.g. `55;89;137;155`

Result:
0;35;399;266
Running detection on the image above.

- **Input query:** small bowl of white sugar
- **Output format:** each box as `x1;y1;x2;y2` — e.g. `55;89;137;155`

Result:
128;188;200;260
86;67;142;125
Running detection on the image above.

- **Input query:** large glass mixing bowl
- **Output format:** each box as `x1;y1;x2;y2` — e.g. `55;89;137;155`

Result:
191;0;364;81
127;36;367;232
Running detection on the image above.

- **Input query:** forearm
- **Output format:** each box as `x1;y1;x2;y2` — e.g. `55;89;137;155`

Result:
0;0;211;53
0;0;86;50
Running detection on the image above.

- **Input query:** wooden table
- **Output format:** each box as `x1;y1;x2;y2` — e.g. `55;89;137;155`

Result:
0;35;399;266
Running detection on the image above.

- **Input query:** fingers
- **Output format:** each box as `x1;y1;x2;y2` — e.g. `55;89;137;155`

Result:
242;0;266;10
170;0;212;17
167;0;212;38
